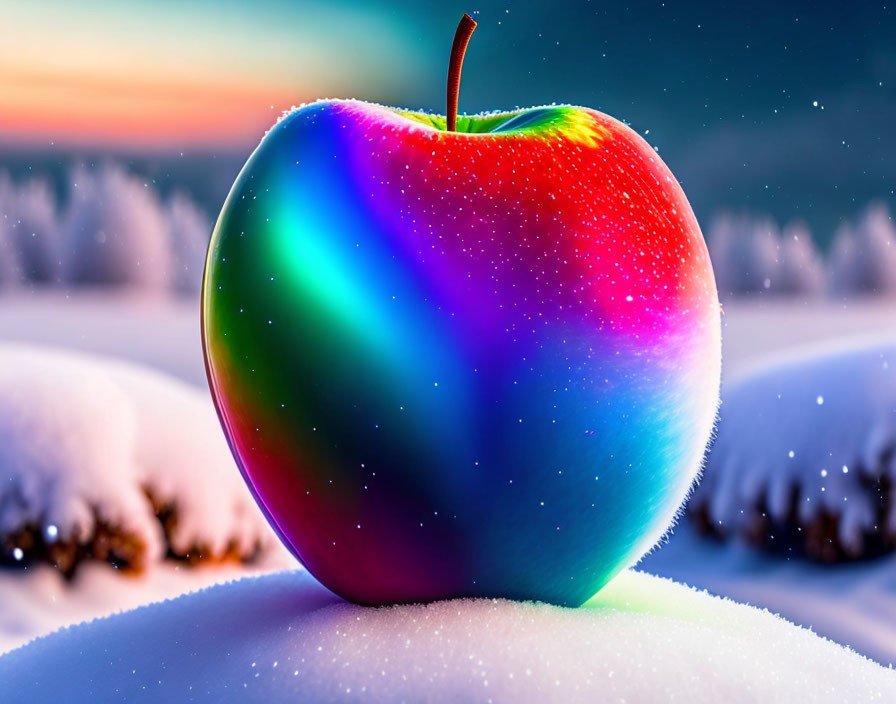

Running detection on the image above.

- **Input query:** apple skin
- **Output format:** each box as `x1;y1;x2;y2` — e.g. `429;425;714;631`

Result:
202;99;720;606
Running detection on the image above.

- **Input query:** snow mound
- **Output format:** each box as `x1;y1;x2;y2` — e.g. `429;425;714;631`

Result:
0;560;292;657
691;337;896;560
1;569;892;703
641;520;896;668
0;344;276;573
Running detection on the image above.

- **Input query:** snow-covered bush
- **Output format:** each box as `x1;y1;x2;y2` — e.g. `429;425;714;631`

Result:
0;344;275;575
708;214;824;297
828;202;896;297
690;338;896;561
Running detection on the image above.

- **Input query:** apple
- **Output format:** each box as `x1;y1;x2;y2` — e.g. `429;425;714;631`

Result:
202;14;720;606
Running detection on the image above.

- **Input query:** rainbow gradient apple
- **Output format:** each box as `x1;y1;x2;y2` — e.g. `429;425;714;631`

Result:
201;15;721;606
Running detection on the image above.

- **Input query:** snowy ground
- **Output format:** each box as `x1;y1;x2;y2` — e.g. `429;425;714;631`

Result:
0;291;207;387
642;522;896;667
3;569;894;703
0;559;288;656
717;298;896;378
0;291;895;670
2;291;893;388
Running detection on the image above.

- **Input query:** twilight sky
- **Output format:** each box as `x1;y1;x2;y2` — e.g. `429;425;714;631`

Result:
1;0;894;240
0;1;426;147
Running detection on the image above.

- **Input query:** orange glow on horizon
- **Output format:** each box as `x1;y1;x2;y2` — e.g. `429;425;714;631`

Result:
0;3;422;151
0;66;313;149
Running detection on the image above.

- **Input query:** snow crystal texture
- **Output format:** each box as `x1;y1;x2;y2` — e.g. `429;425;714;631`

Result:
1;569;893;703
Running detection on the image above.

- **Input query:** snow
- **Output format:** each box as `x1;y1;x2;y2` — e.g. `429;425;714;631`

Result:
1;569;893;702
0;346;149;551
691;337;896;557
643;521;896;667
0;291;207;386
0;343;290;640
0;340;292;653
716;299;896;378
0;560;286;657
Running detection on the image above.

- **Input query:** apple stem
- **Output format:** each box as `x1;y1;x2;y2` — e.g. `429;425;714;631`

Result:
447;13;477;132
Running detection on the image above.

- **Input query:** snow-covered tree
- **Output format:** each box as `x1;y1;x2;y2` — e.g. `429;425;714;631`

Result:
827;202;896;297
166;191;211;296
0;166;211;295
777;221;825;295
60;164;174;291
0;176;21;288
709;213;828;298
709;214;822;297
1;176;60;285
